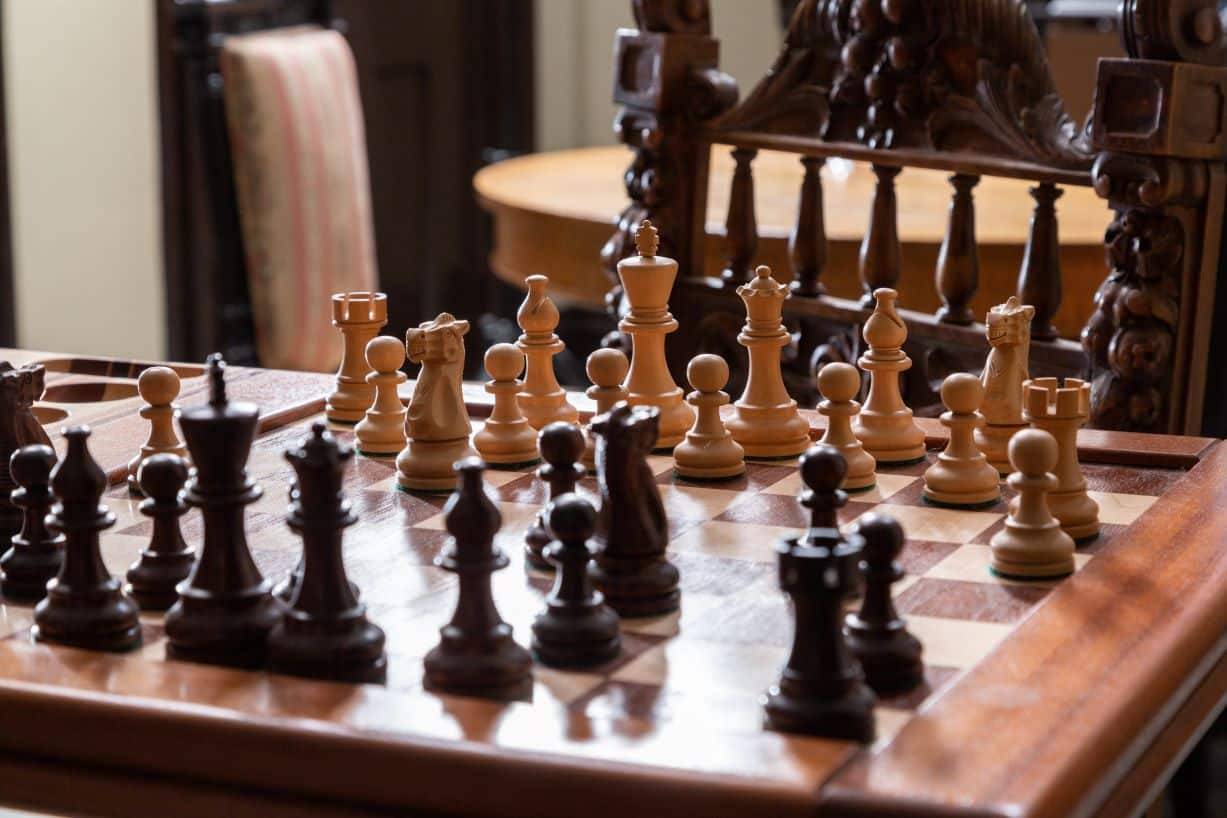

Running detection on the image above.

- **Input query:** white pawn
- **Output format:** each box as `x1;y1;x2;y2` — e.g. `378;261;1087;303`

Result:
474;343;539;467
516;275;578;430
355;336;408;455
923;374;1001;508
816;363;875;492
128;366;188;494
581;348;629;473
990;429;1075;580
674;355;745;481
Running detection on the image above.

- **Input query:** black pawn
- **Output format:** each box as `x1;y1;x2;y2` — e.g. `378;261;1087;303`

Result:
524;422;585;570
764;445;875;741
531;493;621;667
33;426;142;652
164;354;282;668
268;423;386;684
798;442;860;597
424;458;532;701
125;454;194;611
590;403;679;617
845;513;924;695
1;444;63;601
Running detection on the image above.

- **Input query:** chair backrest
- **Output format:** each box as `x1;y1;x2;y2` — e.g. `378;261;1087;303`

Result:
221;26;378;372
604;0;1227;434
157;0;337;366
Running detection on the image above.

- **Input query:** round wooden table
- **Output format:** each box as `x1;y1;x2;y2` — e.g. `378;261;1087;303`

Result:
474;146;1111;339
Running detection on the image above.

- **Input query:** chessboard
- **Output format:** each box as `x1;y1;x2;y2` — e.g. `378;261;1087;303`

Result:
0;348;1223;818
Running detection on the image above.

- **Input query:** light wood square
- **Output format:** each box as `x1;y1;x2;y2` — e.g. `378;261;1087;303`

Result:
0;605;34;638
906;615;1012;669
534;668;605;705
873;707;914;745
668;520;798;563
1086;491;1157;525
660;484;755;521
99;533;149;577
613;638;786;697
872;504;1002;544
924;543;1092;587
416;501;540;535
763;470;916;502
646;455;678;476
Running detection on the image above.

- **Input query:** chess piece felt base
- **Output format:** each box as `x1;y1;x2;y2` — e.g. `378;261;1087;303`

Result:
531;602;621;668
725;405;810;460
844;621;925;696
0;543;61;602
423;622;534;702
33;581;142;652
589;558;680;618
763;674;876;741
125;550;194;611
396;437;475;492
164;585;285;669
673;464;748;482
268;615;388;684
976;423;1023;475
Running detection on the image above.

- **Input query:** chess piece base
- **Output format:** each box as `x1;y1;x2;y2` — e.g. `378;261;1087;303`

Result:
853;414;926;466
989;524;1075;580
764;678;876;741
125;550;195;611
1048;490;1101;542
356;441;403;455
589;559;680;618
518;393;579;431
164;584;284;669
531;603;622;668
726;405;810;459
673;461;747;481
268;616;388;684
33;582;142;653
922;459;1002;509
976;423;1024;475
423;625;533;702
845;625;924;696
396;438;475;493
474;422;540;467
0;543;61;602
325;398;373;424
673;435;746;480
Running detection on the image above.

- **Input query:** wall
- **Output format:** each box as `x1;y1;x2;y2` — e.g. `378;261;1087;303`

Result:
4;0;164;359
535;1;783;151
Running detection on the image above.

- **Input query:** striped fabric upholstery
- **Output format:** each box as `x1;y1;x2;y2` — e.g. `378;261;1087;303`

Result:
221;26;378;372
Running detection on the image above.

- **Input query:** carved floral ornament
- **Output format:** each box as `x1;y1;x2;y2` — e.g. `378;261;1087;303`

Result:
716;0;1091;168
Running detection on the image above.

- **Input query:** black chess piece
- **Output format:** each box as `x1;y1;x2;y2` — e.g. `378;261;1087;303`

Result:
1;444;63;601
268;422;387;684
124;453;194;611
33;426;142;652
763;445;875;741
524;422;585;571
845;512;924;695
424;457;532;701
531;493;621;667
590;403;679;617
164;354;283;668
0;363;52;556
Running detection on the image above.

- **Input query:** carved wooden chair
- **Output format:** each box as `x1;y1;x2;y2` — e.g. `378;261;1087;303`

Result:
604;0;1227;435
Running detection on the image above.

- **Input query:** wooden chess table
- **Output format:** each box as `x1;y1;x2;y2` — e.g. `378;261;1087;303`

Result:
0;348;1222;818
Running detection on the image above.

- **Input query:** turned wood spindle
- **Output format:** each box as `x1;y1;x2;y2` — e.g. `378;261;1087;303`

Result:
721;147;759;289
935;174;981;325
789;156;827;297
1017;182;1063;341
859;164;902;308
